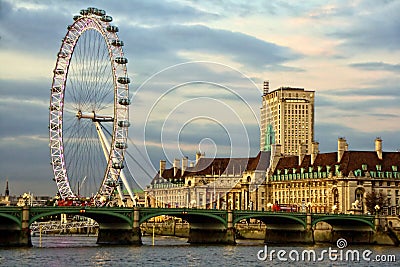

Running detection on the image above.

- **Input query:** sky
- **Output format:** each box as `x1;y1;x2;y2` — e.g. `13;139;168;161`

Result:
0;0;399;196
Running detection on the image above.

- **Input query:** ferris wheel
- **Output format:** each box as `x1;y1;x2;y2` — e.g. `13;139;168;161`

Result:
49;7;135;205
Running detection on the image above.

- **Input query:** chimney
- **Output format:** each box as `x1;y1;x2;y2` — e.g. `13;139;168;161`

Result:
311;142;319;165
270;144;282;173
375;137;383;160
181;157;188;175
196;151;203;164
272;144;282;157
173;159;180;176
159;160;166;177
337;137;347;162
298;143;307;165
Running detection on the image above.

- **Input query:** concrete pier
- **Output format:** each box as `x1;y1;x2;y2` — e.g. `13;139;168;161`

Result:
188;227;235;244
97;227;142;245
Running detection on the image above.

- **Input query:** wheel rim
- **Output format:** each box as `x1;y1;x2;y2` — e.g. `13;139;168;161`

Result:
49;8;130;203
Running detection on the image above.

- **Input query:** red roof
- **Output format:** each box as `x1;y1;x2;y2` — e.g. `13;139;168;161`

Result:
274;151;400;176
151;151;271;184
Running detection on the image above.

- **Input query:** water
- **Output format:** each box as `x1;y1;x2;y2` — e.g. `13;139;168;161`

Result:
0;236;399;266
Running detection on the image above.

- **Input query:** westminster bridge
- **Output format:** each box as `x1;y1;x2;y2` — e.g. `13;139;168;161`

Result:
0;206;393;247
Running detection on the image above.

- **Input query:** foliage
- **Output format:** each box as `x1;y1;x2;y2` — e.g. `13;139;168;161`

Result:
365;191;387;214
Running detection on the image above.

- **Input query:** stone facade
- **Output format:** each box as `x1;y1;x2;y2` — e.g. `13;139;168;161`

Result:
260;83;315;155
266;138;400;215
145;151;270;211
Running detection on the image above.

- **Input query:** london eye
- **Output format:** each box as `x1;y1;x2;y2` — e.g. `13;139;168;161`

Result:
49;7;134;205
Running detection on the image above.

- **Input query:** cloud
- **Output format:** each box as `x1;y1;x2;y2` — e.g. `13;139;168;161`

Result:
331;1;400;51
103;0;220;25
123;24;301;75
349;62;400;72
316;121;400;153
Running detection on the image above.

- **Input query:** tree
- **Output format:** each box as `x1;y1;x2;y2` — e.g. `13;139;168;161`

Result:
365;191;387;214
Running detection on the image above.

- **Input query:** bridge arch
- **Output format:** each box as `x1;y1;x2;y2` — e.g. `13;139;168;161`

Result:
139;208;227;227
29;208;132;227
0;213;21;228
233;213;307;229
312;215;375;230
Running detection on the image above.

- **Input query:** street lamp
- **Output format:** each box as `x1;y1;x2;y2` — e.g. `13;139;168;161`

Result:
375;205;380;215
332;204;337;214
307;202;312;213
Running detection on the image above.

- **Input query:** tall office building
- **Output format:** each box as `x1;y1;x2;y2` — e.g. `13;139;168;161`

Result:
260;81;315;155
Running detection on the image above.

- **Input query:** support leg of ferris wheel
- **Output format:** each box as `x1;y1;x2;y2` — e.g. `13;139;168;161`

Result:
94;122;136;206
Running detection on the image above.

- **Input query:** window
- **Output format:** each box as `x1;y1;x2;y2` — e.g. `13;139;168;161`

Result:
362;164;368;171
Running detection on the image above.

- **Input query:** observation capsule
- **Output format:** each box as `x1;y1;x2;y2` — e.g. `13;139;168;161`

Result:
58;52;68;58
79;9;89;16
117;77;130;84
73;15;82;21
115;57;128;64
115;142;128;149
106;181;115;187
101;15;113;22
95;9;106;16
107;25;119;32
112;162;124;169
111;40;124;47
118;98;131;105
80;9;89;16
87;7;97;14
52;159;61;166
118;120;131;127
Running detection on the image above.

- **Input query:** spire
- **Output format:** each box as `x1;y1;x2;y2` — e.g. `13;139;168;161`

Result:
5;179;9;197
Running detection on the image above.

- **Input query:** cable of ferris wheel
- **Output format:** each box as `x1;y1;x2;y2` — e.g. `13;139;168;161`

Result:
100;123;156;185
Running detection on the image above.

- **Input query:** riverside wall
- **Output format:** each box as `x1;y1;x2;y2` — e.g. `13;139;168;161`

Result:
140;220;399;246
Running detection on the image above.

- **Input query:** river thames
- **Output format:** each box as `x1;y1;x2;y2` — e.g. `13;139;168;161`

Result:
0;236;399;266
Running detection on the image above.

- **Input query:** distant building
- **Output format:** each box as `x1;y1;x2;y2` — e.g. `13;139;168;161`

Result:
266;138;400;215
0;180;10;206
260;81;315;155
145;151;270;211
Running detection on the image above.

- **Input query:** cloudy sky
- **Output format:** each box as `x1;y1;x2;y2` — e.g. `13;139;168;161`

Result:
0;0;399;196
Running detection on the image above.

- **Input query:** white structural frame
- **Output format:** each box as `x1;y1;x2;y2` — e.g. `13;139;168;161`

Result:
49;7;132;203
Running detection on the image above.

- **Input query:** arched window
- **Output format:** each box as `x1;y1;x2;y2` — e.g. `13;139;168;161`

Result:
332;188;339;210
355;187;364;211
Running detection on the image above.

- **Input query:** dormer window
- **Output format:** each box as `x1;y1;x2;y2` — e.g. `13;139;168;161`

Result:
392;166;398;172
326;166;331;172
376;165;382;171
335;165;340;173
362;164;367;171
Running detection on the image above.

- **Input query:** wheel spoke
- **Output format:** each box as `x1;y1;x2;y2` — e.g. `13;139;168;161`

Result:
49;8;131;203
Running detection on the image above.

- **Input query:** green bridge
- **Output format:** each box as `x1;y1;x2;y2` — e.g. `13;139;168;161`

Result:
0;206;380;247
